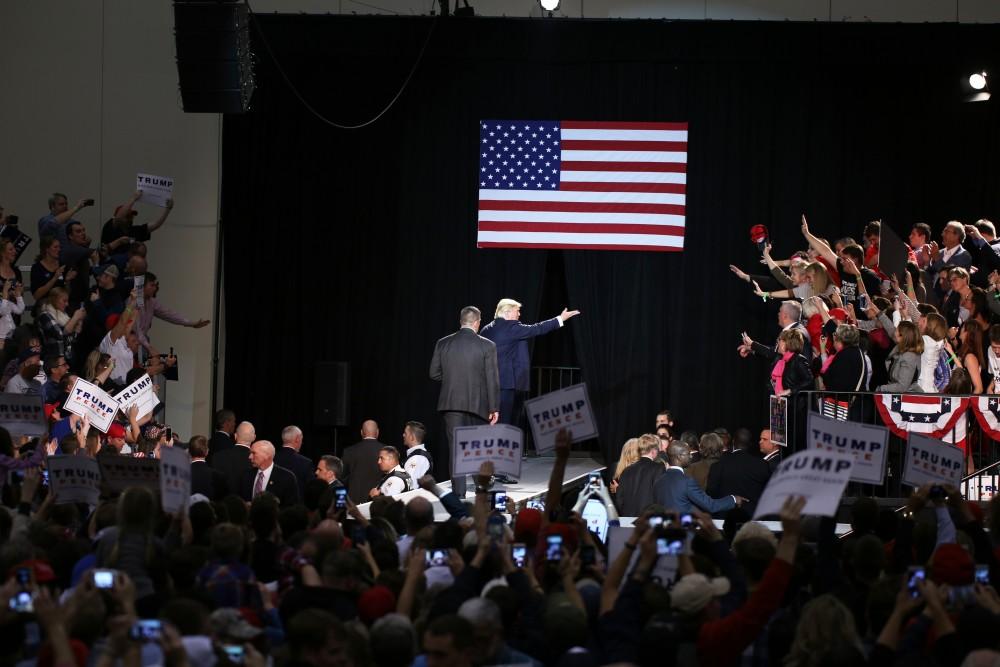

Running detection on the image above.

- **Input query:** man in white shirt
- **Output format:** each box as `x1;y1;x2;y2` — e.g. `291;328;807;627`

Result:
402;420;434;482
370;446;413;498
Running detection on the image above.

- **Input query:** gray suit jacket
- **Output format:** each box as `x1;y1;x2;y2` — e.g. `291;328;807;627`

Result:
430;327;500;420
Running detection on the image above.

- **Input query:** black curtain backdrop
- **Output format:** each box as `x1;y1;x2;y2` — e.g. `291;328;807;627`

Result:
221;16;1000;466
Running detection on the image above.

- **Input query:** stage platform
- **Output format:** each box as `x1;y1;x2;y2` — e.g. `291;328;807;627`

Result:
357;456;605;520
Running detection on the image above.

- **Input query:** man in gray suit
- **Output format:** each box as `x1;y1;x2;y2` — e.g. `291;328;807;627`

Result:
430;306;500;497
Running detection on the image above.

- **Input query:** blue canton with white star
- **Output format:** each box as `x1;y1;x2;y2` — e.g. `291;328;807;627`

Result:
479;120;561;190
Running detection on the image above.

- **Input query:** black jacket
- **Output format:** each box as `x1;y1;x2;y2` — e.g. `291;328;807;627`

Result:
274;446;314;496
615;457;666;516
341;439;385;505
429;327;500;420
706;450;772;518
190;460;229;501
208;430;234;463
210;444;252;498
240;464;300;507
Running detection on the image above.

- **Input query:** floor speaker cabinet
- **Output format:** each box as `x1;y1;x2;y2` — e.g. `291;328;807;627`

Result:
314;362;350;427
174;0;255;113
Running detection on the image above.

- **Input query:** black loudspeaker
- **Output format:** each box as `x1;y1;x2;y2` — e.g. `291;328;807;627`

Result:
173;0;255;113
314;362;350;426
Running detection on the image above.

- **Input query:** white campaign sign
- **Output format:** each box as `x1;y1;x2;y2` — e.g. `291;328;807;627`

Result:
47;455;102;505
806;411;889;485
0;393;47;436
159;446;191;513
136;173;174;207
753;449;853;519
452;424;524;479
524;383;598;453
97;456;160;493
64;377;119;433
903;433;964;488
114;374;160;420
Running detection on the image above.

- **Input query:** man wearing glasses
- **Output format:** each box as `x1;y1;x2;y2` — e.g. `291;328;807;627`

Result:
42;355;69;404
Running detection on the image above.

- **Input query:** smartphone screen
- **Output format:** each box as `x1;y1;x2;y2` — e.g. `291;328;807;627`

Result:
334;487;347;509
511;543;527;568
8;590;33;614
426;549;449;568
93;570;115;589
15;567;30;587
546;535;563;561
492;490;507;512
223;645;245;665
581;497;609;542
679;513;694;529
907;567;926;598
976;564;990;585
588;472;601;487
129;619;162;642
648;515;664;528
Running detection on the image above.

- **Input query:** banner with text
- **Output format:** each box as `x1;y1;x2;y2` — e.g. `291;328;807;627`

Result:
806;411;888;485
753;449;853;519
98;456;159;493
903;433;965;488
524;383;599;453
160;446;191;513
452;424;524;479
136;173;174;207
48;455;102;505
64;377;119;433
0;393;47;437
114;373;159;421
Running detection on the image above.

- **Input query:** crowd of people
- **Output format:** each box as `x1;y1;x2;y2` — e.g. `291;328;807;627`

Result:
731;215;1000;467
5;203;1000;666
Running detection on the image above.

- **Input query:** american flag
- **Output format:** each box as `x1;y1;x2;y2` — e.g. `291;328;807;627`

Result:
477;120;687;252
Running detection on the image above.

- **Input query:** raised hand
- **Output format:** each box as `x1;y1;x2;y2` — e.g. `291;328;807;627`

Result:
559;308;581;322
729;265;750;282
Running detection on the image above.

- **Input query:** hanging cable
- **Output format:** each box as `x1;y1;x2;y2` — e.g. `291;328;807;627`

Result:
245;0;437;129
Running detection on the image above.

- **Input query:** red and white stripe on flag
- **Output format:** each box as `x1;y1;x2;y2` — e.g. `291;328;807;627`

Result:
875;393;970;449
477;120;687;252
971;396;1000;441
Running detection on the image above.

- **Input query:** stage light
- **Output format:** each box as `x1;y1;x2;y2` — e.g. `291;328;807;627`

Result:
970;72;987;90
539;0;560;11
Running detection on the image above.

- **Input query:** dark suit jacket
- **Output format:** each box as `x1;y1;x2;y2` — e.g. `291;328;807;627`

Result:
208;430;233;463
210;444;252;498
190;460;229;501
615;457;665;516
429;327;500;420
654;468;736;514
706;450;772;517
764;450;782;475
240;464;300;507
479;317;560;391
274;446;314;496
341;438;385;505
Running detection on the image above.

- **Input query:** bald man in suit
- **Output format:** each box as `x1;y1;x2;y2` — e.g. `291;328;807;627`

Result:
430;306;500;497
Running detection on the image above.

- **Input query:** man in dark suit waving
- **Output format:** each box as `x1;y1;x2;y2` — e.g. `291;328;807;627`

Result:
430;306;500;497
480;299;580;426
240;440;300;507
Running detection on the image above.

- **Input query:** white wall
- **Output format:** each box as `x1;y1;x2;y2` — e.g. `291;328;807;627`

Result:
0;0;220;439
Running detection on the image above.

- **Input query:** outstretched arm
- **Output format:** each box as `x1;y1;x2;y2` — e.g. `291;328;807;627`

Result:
800;215;838;267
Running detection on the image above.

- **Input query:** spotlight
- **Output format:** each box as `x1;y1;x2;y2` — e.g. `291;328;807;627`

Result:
539;0;560;11
963;71;990;103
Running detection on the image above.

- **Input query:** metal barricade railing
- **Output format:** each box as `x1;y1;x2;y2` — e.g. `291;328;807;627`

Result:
532;366;582;397
784;390;999;501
